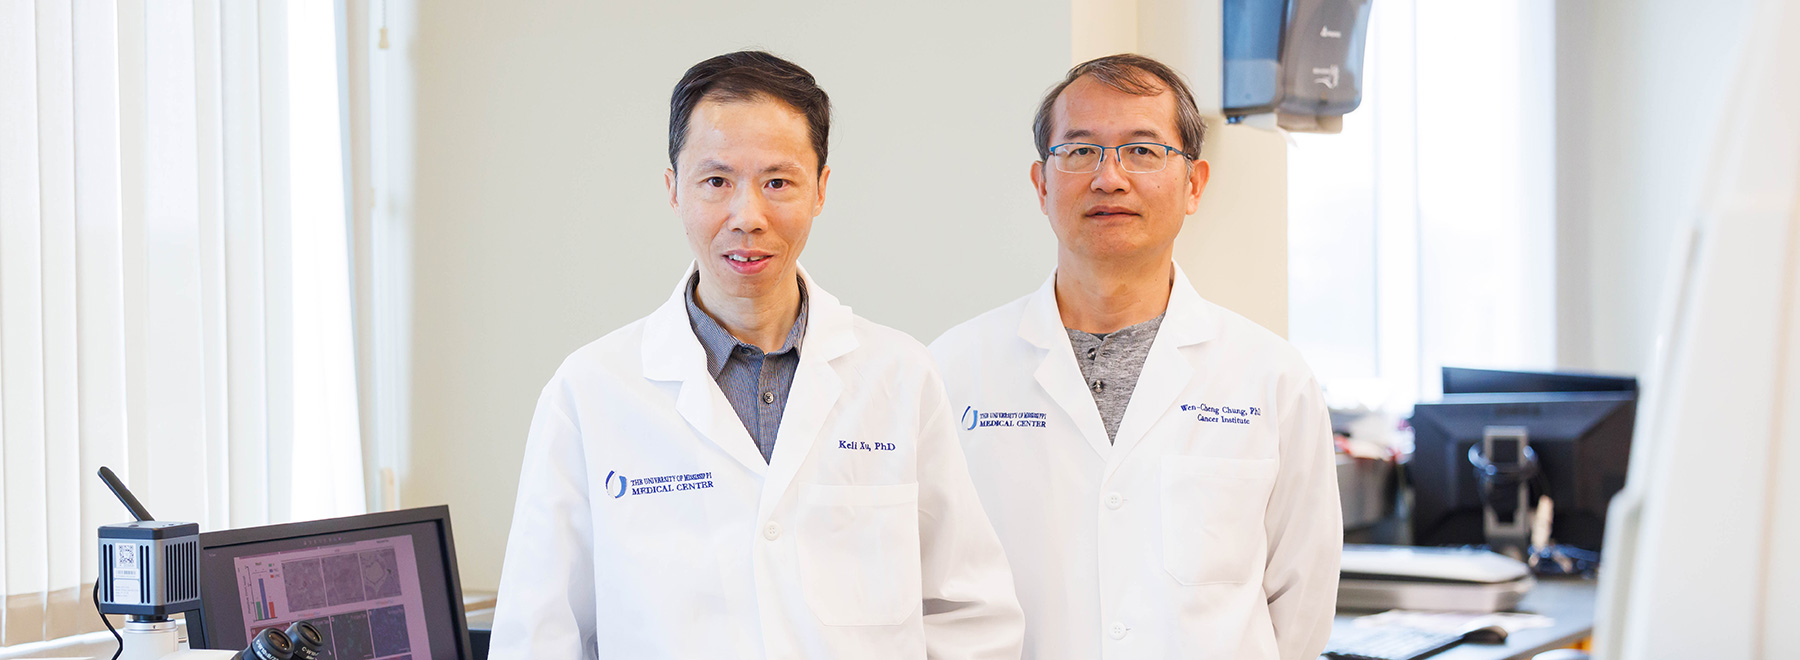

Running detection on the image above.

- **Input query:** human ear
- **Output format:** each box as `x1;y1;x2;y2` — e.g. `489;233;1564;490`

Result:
1030;160;1049;215
1185;159;1210;216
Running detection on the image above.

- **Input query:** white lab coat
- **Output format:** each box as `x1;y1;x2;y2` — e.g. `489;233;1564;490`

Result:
929;265;1341;660
490;266;1025;660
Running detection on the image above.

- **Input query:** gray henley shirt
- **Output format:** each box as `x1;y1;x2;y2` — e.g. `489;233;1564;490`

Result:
1066;313;1165;443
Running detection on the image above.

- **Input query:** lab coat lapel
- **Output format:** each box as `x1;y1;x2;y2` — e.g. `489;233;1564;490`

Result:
1020;274;1113;460
760;266;853;519
1104;264;1218;482
641;265;770;476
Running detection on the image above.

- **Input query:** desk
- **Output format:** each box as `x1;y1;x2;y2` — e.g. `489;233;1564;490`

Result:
465;579;1595;660
1326;577;1596;660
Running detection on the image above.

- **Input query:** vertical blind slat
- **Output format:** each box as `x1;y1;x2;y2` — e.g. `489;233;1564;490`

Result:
222;0;271;530
141;0;209;526
115;0;150;512
287;0;364;519
35;0;85;641
258;0;294;524
72;0;128;590
1;0;48;645
193;0;232;533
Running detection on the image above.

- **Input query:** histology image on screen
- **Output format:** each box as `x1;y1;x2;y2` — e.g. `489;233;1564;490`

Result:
232;535;432;660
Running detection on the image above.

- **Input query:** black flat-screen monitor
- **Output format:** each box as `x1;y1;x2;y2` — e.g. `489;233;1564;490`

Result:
1441;366;1638;396
191;506;472;660
1409;392;1636;552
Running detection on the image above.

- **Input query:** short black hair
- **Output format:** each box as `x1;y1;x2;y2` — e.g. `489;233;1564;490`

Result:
668;51;831;173
1033;53;1206;161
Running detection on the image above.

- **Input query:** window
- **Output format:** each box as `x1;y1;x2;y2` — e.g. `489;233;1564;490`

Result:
1288;0;1558;412
0;0;364;646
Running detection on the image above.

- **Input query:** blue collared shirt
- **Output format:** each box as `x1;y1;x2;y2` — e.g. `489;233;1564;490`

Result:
684;272;808;463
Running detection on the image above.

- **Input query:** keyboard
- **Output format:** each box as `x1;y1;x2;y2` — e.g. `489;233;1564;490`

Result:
1324;626;1467;660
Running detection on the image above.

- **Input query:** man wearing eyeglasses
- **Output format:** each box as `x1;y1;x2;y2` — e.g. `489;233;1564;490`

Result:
929;54;1341;659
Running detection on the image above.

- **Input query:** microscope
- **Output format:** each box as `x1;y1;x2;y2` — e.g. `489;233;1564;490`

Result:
93;467;326;660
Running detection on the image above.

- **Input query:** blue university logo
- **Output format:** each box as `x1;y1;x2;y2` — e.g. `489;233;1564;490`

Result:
963;407;1050;429
605;471;628;498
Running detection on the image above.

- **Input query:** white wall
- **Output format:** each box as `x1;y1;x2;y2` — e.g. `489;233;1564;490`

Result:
402;0;1291;591
1556;0;1757;376
405;0;1068;591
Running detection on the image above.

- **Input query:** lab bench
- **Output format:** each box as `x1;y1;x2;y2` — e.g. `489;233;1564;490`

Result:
1326;576;1596;660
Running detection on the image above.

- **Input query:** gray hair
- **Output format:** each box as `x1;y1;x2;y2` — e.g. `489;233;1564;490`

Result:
1032;53;1207;161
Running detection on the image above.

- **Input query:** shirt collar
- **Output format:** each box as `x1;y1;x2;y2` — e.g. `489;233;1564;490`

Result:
684;271;809;378
1067;312;1166;344
1019;262;1219;349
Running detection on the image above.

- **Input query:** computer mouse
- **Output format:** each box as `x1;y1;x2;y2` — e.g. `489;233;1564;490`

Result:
1462;624;1509;644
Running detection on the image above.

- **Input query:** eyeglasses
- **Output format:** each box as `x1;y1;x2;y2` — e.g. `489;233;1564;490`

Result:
1046;142;1190;174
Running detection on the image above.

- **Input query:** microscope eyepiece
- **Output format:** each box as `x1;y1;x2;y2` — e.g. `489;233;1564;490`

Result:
284;620;327;659
234;627;294;660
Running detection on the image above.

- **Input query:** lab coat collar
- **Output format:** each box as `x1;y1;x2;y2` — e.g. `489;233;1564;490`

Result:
641;263;855;504
1017;262;1218;463
1016;263;1217;349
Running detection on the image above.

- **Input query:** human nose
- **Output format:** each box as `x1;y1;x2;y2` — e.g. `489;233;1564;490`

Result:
1090;148;1131;193
726;186;772;232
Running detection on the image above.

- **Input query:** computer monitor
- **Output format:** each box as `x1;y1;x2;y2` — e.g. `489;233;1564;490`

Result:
1408;392;1636;553
1441;366;1638;396
190;506;473;659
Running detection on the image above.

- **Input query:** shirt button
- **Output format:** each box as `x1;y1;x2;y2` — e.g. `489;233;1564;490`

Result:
1105;492;1124;509
762;391;775;405
1109;622;1128;640
1091;380;1106;394
1086;348;1096;359
737;346;752;355
763;522;781;540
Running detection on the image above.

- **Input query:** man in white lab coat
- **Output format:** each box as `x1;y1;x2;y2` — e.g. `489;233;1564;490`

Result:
930;54;1341;659
489;51;1025;659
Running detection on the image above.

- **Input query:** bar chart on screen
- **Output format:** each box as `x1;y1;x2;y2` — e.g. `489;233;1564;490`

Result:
237;564;283;622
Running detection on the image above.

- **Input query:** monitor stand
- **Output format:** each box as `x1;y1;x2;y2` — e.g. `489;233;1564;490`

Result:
1476;426;1534;559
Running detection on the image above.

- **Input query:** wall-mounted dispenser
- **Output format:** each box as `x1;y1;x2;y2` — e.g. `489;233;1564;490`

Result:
1216;0;1373;131
1222;0;1291;116
1277;0;1372;131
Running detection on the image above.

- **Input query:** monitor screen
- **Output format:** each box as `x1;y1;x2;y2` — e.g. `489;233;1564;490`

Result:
1441;366;1638;395
1409;392;1636;553
194;507;470;660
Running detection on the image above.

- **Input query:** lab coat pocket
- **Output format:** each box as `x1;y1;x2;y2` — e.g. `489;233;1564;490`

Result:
1160;456;1279;586
794;482;923;626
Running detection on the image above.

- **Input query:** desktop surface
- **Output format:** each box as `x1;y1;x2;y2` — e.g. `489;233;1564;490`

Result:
1327;576;1596;660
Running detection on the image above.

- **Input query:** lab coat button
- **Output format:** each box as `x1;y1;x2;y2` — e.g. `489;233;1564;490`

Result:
1104;492;1124;509
763;522;781;540
1109;622;1127;639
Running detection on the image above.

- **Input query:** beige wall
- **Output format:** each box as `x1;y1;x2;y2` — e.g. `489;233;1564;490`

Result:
1179;122;1287;336
403;0;1289;591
